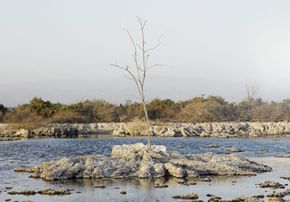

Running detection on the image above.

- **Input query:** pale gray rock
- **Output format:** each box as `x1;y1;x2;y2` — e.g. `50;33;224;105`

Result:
15;143;271;181
110;122;290;137
1;122;290;140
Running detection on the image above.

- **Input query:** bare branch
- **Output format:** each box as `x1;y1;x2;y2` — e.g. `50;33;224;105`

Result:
123;29;137;54
138;67;145;72
110;64;127;70
144;43;161;53
111;64;137;83
123;29;142;85
144;33;164;53
123;75;135;81
137;16;147;29
147;64;165;69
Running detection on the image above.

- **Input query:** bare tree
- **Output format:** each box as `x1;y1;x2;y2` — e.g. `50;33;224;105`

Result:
111;17;162;149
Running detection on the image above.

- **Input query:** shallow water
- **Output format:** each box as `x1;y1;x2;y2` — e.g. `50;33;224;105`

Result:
0;137;289;202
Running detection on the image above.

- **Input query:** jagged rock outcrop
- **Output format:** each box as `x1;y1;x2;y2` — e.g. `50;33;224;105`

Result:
1;121;290;141
15;143;271;181
0;125;78;141
51;123;118;135
0;123;117;141
112;122;290;137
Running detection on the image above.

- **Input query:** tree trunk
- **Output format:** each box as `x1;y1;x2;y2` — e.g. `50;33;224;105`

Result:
141;96;151;149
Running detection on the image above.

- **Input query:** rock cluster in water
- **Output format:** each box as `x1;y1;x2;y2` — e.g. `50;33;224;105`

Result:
209;191;290;202
7;188;71;195
172;191;290;202
15;143;271;181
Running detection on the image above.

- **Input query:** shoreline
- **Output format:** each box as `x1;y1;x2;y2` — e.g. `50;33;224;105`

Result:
1;134;290;142
1;122;290;141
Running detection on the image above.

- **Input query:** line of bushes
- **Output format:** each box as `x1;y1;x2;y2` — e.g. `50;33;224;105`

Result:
1;96;290;125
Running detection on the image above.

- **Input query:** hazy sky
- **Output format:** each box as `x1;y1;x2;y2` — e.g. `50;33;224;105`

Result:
1;0;290;106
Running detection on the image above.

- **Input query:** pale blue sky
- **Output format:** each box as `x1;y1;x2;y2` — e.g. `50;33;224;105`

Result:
1;0;290;106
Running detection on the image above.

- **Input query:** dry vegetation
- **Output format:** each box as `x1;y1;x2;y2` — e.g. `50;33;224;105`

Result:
1;96;290;125
125;119;147;136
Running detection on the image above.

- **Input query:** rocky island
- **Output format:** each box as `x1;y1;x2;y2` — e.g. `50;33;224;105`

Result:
12;143;290;201
15;143;271;180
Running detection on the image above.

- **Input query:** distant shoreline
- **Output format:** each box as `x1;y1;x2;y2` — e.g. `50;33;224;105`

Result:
1;122;290;141
2;96;290;125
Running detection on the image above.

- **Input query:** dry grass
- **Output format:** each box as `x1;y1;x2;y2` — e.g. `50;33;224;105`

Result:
125;119;147;136
5;122;48;130
5;115;48;130
49;110;87;123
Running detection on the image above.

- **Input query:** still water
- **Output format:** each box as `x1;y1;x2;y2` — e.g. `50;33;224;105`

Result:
0;137;289;202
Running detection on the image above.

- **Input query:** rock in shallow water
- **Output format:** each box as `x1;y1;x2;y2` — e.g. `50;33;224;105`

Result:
15;143;272;181
258;181;285;189
281;176;290;181
226;147;245;153
172;192;199;200
7;189;71;195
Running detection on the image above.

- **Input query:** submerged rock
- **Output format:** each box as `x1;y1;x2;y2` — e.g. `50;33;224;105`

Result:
281;176;290;181
258;181;285;189
200;177;212;182
208;195;222;201
172;192;199;200
205;144;220;148
230;196;264;202
154;183;168;188
184;182;197;186
37;189;71;195
266;189;290;202
94;185;106;189
8;189;71;196
8;190;36;195
15;143;272;181
226;147;245;153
